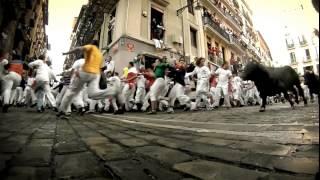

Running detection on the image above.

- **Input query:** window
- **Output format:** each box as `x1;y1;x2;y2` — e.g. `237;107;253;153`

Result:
222;47;226;62
151;7;164;40
290;52;296;63
190;28;197;48
107;8;116;45
187;0;194;14
305;49;311;59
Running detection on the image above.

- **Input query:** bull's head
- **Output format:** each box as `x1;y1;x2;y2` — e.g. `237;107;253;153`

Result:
240;61;261;81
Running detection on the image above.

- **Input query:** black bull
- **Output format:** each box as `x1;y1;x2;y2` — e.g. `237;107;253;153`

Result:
241;62;307;112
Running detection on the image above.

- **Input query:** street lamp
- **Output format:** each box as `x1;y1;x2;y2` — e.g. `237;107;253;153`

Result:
176;0;203;16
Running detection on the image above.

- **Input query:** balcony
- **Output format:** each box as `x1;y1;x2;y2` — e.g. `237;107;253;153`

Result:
203;16;231;43
286;43;295;49
299;40;308;47
202;0;242;32
230;36;245;53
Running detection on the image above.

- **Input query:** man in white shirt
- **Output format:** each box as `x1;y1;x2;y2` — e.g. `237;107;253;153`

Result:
0;50;9;80
104;72;124;114
122;61;137;111
23;73;37;106
105;56;115;75
232;73;245;107
212;62;232;108
133;66;146;111
186;58;212;110
28;55;57;112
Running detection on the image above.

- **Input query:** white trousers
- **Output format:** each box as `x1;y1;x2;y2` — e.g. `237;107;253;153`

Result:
233;87;245;105
195;78;210;108
59;71;115;113
150;78;165;101
213;85;231;107
135;86;146;104
1;71;21;105
122;83;136;111
168;83;190;107
10;87;24;104
34;80;57;109
56;85;67;107
23;86;37;105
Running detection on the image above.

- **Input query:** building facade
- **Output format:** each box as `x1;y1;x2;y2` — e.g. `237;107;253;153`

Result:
257;31;273;67
285;30;319;75
0;0;49;61
66;0;266;74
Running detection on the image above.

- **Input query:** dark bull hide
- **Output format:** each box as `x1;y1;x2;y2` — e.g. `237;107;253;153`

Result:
241;62;307;112
304;71;320;103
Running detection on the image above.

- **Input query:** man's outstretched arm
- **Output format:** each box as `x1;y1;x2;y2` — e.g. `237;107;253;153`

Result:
62;47;84;55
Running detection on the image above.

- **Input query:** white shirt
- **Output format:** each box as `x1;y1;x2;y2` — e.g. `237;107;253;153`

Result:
72;58;85;71
128;67;138;74
186;66;211;79
107;76;121;90
27;77;35;86
0;59;8;78
215;68;232;87
28;60;51;82
136;74;146;88
232;76;242;89
105;60;115;73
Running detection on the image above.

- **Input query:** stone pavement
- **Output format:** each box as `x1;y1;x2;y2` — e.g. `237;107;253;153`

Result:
0;103;318;180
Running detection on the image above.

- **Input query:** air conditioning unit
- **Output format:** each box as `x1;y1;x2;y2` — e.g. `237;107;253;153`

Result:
171;34;183;44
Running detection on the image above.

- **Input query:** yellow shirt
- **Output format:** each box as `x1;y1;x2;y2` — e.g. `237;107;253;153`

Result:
123;67;129;78
82;45;103;74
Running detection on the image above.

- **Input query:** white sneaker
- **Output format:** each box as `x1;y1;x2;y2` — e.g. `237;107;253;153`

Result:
166;107;174;114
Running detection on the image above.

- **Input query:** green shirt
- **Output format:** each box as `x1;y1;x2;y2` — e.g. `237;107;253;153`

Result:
154;63;168;78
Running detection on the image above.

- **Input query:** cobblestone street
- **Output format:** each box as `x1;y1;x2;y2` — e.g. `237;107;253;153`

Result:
0;103;318;180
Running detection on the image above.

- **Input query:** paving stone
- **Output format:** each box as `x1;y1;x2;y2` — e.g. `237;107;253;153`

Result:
192;137;237;147
0;154;12;172
117;138;149;147
7;135;29;144
104;132;132;140
76;131;102;138
240;153;275;170
135;146;192;165
85;178;113;180
264;173;314;180
33;131;55;139
228;142;292;156
104;157;182;180
56;134;78;142
0;132;12;139
12;146;51;166
29;139;54;147
0;141;24;153
134;134;161;141
88;143;129;161
82;137;110;146
155;137;193;148
180;143;248;163
54;142;87;154
6;166;51;180
174;160;268;180
293;145;319;158
272;157;319;174
55;152;104;179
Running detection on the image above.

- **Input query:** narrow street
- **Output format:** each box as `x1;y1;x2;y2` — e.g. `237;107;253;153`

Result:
0;103;318;179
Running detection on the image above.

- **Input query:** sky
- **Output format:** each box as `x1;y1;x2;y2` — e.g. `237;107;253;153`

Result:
246;0;319;66
47;0;88;74
47;0;319;73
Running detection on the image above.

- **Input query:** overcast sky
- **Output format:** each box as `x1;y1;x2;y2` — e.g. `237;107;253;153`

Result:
47;0;88;74
246;0;319;66
47;0;319;73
